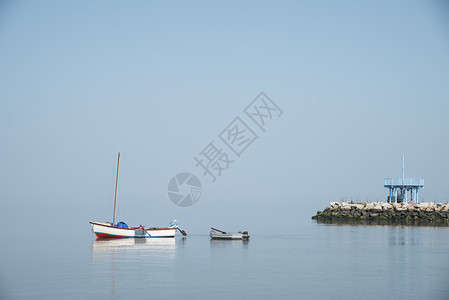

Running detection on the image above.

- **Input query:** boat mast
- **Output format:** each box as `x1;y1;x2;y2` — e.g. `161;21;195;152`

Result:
113;152;120;226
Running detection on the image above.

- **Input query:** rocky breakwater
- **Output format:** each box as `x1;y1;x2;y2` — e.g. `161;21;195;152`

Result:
312;202;449;225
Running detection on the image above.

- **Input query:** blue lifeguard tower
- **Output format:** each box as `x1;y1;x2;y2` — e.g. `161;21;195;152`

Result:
384;155;424;203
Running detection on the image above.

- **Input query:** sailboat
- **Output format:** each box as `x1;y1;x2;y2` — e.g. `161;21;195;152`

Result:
89;153;187;239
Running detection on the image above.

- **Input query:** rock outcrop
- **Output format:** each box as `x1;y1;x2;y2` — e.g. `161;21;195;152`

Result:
312;202;449;225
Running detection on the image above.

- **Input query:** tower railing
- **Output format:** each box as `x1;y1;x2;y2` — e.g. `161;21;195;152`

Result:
384;178;424;186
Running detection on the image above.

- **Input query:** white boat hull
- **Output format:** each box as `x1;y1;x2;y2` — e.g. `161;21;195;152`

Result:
210;231;250;240
90;221;176;239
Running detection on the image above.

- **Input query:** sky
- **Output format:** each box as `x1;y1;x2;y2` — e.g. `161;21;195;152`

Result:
1;0;449;234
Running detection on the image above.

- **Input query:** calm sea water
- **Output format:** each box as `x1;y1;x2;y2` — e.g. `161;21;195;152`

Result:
2;221;449;299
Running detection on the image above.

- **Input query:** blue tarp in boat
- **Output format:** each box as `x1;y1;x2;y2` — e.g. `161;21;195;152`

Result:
115;222;128;228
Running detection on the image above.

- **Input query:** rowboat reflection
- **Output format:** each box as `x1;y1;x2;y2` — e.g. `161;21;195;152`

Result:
210;238;249;248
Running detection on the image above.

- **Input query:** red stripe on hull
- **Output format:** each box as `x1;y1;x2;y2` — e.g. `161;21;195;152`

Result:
94;232;174;240
95;232;129;239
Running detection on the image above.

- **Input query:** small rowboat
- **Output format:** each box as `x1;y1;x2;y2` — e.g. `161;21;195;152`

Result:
210;227;250;240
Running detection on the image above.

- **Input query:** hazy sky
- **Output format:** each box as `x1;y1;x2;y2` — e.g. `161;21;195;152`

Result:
1;1;448;234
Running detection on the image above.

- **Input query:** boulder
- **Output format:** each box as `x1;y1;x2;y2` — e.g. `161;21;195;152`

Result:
353;204;364;210
395;206;405;212
418;202;429;209
382;203;392;210
365;203;375;209
341;204;351;211
373;204;383;211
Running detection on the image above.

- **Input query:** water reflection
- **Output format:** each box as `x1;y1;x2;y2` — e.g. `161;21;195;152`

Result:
91;238;177;299
388;226;419;246
92;237;176;252
177;236;187;247
209;239;249;248
91;237;177;268
315;218;449;227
